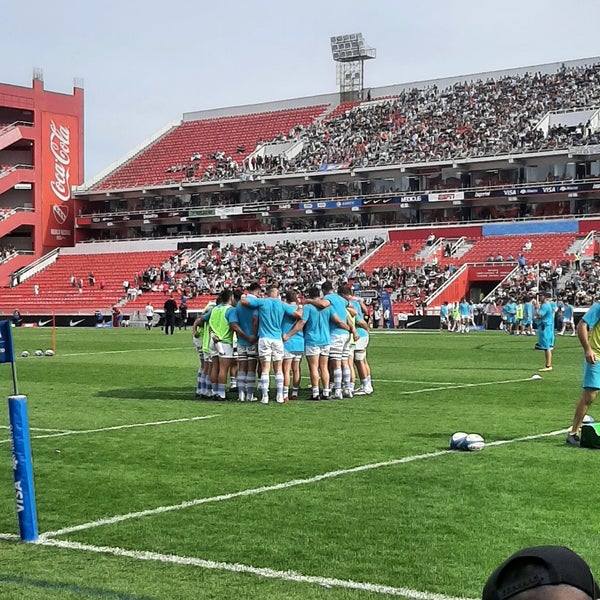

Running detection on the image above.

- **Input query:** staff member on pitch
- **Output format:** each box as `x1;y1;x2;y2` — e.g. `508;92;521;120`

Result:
163;294;178;335
532;292;555;372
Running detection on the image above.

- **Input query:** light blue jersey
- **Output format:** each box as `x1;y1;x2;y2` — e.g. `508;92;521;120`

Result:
245;296;297;340
283;306;304;352
228;303;257;347
326;293;349;335
302;303;331;347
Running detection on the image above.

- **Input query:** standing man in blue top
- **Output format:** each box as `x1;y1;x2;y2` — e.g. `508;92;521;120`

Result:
458;297;470;334
304;281;357;399
227;287;258;402
566;301;600;446
342;288;373;395
241;284;302;404
522;295;534;336
558;299;576;337
533;292;555;372
504;297;517;335
439;301;450;332
289;286;331;400
281;289;304;402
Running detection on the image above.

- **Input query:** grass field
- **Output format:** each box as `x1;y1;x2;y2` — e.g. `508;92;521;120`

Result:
1;326;599;600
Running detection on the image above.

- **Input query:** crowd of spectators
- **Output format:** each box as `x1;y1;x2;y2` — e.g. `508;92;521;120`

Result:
127;239;378;300
487;256;600;308
183;62;600;183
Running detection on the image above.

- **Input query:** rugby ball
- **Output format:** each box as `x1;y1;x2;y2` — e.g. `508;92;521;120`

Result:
34;349;43;357
44;349;55;357
21;350;30;358
450;432;468;450
460;433;485;451
583;414;595;424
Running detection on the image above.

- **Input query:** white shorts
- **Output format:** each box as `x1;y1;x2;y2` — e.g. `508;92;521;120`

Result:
209;340;234;359
237;344;258;360
305;344;330;358
258;337;284;362
283;350;303;361
329;332;350;361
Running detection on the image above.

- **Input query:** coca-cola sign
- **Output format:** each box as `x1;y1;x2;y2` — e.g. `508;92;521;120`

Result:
41;111;80;248
49;120;71;202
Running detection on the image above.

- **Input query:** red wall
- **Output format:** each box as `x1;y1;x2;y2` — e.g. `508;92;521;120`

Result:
389;224;483;242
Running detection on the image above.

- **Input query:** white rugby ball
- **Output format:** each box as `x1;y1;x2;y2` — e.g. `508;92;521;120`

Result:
461;433;485;451
21;350;30;358
34;349;43;357
583;414;595;424
45;349;55;356
450;432;468;450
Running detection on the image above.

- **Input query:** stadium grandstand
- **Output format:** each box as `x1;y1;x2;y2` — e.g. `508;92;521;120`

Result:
3;57;600;326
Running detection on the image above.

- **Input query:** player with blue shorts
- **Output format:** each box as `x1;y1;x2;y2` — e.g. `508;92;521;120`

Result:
567;302;600;446
533;292;555;372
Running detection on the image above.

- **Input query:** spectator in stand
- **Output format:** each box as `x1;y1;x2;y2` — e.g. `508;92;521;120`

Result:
88;273;95;286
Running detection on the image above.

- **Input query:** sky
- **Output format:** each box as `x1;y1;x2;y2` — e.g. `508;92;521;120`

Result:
3;0;600;181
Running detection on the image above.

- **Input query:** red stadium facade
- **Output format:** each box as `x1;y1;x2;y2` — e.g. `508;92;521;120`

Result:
0;72;84;283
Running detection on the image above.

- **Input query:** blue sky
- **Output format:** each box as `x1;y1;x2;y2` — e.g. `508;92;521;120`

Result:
3;0;600;179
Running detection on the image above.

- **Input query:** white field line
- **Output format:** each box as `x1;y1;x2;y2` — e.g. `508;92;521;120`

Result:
0;425;72;433
0;415;219;446
392;376;539;395
33;537;477;600
378;379;463;386
60;347;188;357
39;428;567;541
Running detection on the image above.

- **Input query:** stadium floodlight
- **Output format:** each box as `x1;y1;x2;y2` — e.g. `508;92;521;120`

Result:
329;33;376;100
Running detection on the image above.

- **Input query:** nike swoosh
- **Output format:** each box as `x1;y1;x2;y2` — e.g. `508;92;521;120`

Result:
69;319;85;327
406;319;423;327
38;319;51;327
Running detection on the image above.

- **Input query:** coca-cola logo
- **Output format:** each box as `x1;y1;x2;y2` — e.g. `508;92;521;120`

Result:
52;204;69;224
49;120;71;202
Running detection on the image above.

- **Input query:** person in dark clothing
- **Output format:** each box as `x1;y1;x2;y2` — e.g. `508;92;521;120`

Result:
179;301;188;330
163;295;178;335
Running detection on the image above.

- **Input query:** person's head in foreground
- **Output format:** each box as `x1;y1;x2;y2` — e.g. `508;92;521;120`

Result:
483;546;599;600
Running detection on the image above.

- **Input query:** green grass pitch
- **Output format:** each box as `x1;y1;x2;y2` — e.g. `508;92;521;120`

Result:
0;326;599;600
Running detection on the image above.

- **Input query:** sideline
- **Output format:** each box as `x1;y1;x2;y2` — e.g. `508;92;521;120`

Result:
36;537;478;600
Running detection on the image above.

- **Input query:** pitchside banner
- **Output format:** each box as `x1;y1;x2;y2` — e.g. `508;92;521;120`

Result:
41;112;80;248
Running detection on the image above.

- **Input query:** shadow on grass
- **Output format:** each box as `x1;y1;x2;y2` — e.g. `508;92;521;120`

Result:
0;573;159;600
96;387;204;402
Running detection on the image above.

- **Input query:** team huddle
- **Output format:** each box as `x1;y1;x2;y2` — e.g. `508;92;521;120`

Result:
192;282;374;403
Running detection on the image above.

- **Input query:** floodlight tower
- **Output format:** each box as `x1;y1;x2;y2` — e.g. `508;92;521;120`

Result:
330;33;376;101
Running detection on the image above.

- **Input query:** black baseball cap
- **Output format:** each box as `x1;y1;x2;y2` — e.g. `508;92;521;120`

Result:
483;546;599;600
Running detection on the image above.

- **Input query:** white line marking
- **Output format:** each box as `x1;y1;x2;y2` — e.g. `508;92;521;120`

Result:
0;415;219;446
0;426;72;432
394;376;539;395
378;379;461;386
0;532;19;541
39;428;567;540
61;347;188;357
37;537;476;600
